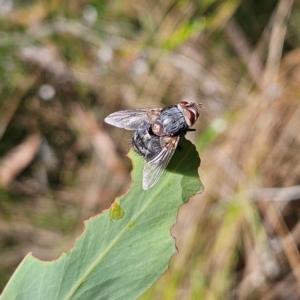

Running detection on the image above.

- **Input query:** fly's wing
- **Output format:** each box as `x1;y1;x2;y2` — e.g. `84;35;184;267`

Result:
104;108;162;130
143;136;180;190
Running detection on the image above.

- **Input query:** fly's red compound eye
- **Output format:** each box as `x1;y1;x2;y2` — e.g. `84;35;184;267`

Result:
184;108;196;125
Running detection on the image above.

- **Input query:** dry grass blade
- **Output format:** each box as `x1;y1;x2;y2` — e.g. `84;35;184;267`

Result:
263;0;294;89
249;185;300;202
72;105;125;175
225;19;263;90
0;133;41;187
263;202;300;294
19;46;69;79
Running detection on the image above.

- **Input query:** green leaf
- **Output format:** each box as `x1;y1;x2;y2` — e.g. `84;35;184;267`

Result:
0;137;203;300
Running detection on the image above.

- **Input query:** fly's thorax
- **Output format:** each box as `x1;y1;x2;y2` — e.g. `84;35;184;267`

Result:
177;100;201;127
152;106;188;136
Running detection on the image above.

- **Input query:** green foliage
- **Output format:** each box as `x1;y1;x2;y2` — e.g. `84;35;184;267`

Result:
162;19;205;50
0;137;202;300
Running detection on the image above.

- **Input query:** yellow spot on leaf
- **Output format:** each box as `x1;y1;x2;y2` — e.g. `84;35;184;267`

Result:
110;202;125;220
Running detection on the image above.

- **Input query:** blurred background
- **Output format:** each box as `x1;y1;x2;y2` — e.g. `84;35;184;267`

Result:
0;0;300;299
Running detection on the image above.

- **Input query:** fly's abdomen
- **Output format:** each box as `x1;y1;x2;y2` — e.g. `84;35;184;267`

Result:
132;121;161;161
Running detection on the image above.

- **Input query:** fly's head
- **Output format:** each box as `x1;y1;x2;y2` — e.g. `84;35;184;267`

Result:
177;100;202;127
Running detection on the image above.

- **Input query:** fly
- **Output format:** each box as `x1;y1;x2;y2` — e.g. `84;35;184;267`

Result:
105;100;202;190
